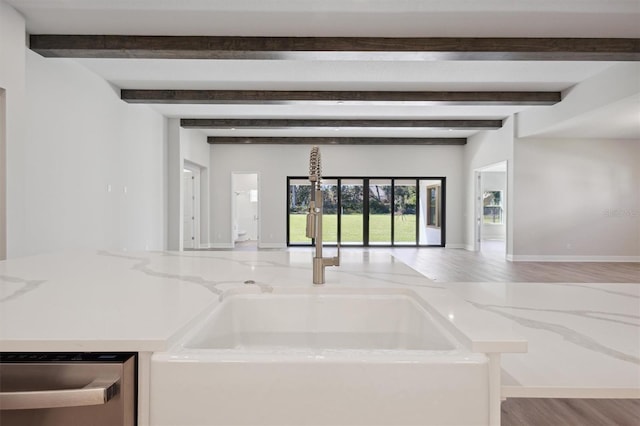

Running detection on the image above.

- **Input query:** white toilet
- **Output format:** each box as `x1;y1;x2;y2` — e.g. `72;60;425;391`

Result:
233;221;248;242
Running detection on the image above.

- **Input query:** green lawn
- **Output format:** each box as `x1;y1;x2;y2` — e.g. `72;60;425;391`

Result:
289;214;416;244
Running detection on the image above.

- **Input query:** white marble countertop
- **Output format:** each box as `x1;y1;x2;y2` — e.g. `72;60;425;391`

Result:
0;250;525;354
447;281;640;398
2;249;638;398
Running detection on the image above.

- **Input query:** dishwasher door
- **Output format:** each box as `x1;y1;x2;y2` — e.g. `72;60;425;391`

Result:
0;353;136;426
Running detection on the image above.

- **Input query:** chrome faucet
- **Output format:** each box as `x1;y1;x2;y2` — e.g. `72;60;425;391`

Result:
306;146;340;284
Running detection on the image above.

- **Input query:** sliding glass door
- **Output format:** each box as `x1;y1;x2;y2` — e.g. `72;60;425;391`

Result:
288;178;312;244
368;179;392;245
418;179;443;246
340;179;364;245
394;179;417;245
287;176;444;247
321;179;338;244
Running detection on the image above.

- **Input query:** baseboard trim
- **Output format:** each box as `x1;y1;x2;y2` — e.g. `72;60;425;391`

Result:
258;243;287;249
510;255;640;262
502;385;640;399
444;243;466;249
210;243;234;249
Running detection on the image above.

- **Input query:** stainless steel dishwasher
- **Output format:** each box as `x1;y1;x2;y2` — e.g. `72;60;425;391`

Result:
0;352;136;426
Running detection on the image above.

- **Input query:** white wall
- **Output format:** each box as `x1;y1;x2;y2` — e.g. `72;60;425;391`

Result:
210;144;464;248
517;63;640;139
0;1;27;258
181;127;210;249
463;117;514;253
182;128;209;166
167;120;210;250
513;138;640;261
18;50;168;256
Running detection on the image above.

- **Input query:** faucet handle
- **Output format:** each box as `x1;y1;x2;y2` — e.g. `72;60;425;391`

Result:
305;203;316;239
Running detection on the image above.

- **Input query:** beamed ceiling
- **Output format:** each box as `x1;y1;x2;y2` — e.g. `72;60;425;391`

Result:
10;0;640;143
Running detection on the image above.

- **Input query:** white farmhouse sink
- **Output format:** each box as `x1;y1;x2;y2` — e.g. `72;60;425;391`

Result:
152;289;490;426
184;291;456;351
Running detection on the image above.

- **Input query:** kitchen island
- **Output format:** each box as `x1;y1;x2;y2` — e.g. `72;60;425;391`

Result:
1;249;525;425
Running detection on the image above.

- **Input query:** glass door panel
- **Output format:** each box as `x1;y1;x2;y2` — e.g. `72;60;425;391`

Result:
394;179;417;245
418;179;442;245
288;176;443;247
340;179;364;245
368;179;392;245
288;179;312;244
321;179;338;244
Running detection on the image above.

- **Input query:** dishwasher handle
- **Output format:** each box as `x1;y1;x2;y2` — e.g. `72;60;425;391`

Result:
0;377;120;410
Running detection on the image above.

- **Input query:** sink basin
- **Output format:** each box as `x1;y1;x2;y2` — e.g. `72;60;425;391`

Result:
152;289;490;426
184;291;456;351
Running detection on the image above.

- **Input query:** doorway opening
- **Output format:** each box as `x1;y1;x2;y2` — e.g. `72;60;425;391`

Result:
475;162;507;257
231;172;260;249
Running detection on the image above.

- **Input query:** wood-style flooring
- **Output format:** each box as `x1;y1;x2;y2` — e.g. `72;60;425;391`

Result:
229;240;639;283
501;398;640;426
389;241;639;283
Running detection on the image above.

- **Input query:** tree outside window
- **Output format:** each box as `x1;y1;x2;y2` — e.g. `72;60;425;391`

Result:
483;190;503;224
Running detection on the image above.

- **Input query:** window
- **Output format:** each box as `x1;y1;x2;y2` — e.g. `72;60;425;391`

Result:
287;176;445;247
483;190;503;224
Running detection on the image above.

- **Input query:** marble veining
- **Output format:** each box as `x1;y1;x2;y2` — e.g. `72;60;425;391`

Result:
99;251;226;295
467;300;639;365
0;275;47;303
159;250;443;290
549;282;640;300
474;302;639;327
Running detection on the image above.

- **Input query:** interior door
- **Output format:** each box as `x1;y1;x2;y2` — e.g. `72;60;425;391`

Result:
183;170;195;249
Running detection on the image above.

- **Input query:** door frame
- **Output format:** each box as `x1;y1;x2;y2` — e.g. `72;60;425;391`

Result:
474;161;508;253
183;161;201;249
474;171;482;252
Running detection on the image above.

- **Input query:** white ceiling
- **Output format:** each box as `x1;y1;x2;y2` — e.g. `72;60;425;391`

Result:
9;0;640;37
9;0;640;140
522;94;640;139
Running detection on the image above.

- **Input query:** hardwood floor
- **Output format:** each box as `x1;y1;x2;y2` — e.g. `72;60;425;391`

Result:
501;398;640;426
219;240;640;284
389;241;640;283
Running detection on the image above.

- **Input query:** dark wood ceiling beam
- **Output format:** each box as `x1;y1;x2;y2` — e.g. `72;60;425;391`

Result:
207;137;466;145
183;118;502;130
30;36;640;61
122;90;560;105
